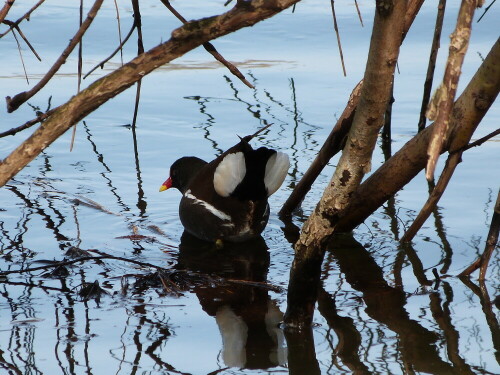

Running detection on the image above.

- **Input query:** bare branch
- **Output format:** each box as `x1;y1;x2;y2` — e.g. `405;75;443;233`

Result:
0;108;57;138
401;151;462;242
2;20;42;61
113;0;124;65
0;0;301;187
477;0;496;22
83;21;137;79
330;0;346;76
11;28;29;84
0;0;45;38
159;0;254;88
425;0;477;180
336;38;500;233
6;0;104;113
354;0;364;26
278;0;425;216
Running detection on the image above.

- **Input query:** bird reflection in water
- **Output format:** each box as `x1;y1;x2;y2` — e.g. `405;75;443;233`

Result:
177;231;287;369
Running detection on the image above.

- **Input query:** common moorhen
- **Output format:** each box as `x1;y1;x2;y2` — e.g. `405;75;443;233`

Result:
160;137;289;243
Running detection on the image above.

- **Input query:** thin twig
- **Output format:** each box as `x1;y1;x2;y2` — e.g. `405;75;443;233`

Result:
70;0;85;152
131;0;144;129
159;0;254;88
11;28;29;84
418;0;446;132
0;0;45;38
477;0;496;22
6;0;104;113
0;107;57;138
330;0;346;76
113;0;124;65
2;20;42;61
461;127;500;151
354;0;364;26
401;151;462;242
83;21;136;79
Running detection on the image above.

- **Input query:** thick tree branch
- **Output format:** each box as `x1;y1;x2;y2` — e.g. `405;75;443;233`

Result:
294;0;407;255
285;0;407;328
279;0;425;217
336;37;500;232
0;0;301;187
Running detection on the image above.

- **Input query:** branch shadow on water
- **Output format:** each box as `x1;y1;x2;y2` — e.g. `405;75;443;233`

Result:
325;233;472;375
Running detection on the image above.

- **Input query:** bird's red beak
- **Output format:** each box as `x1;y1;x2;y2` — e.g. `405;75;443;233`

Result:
159;177;172;192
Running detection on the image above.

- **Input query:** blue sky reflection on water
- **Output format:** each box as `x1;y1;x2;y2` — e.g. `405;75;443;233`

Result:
0;1;499;374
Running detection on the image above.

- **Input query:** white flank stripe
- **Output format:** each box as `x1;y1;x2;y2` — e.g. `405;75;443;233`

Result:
184;190;232;221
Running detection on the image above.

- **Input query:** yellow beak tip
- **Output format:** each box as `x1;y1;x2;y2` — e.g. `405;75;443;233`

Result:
159;185;167;192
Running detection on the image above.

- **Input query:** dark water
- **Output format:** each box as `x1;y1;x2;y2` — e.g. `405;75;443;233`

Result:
0;1;499;374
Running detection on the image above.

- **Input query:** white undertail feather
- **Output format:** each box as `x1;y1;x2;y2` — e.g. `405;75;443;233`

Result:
213;152;246;197
264;152;290;196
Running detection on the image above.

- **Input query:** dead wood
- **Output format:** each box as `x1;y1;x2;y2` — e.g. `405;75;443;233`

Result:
418;0;447;132
335;38;500;233
459;189;500;280
160;0;254;88
5;0;104;113
279;0;425;217
425;0;478;180
0;0;301;188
